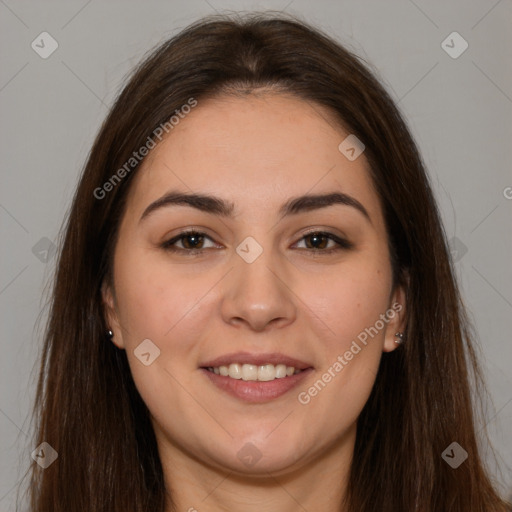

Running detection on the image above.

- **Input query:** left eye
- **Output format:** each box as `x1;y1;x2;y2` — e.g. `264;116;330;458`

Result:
294;231;352;251
161;230;352;254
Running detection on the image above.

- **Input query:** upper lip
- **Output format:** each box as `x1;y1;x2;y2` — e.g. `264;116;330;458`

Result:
200;351;313;370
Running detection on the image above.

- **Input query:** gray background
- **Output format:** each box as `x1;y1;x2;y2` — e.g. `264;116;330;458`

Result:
1;0;511;508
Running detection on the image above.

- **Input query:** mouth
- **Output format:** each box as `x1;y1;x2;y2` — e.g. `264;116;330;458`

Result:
204;363;303;381
199;352;314;403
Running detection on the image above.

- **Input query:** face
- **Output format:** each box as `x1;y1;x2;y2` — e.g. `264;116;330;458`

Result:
103;92;405;477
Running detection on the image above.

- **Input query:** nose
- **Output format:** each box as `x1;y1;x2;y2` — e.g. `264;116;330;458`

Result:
220;244;297;332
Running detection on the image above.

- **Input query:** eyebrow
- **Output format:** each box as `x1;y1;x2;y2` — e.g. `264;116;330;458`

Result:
139;190;371;224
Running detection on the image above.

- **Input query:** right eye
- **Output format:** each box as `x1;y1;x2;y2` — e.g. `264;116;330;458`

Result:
161;230;219;253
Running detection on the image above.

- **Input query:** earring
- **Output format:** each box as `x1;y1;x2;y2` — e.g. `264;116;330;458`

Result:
394;332;404;344
106;329;114;339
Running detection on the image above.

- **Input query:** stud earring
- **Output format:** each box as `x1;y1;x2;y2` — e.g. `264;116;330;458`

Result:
106;329;114;339
394;332;404;344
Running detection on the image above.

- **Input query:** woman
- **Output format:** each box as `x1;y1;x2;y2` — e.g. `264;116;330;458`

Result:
27;12;510;512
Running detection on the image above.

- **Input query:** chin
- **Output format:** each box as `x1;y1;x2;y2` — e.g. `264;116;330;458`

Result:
202;434;312;476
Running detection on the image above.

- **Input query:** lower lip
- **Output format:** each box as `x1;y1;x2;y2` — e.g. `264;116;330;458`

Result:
200;368;313;403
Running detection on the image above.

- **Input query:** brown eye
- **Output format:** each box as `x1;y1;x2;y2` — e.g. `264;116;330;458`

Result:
177;232;205;249
162;230;216;252
295;231;353;253
304;232;330;249
161;229;353;255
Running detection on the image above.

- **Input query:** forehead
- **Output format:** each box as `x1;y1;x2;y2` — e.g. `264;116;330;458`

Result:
124;93;383;226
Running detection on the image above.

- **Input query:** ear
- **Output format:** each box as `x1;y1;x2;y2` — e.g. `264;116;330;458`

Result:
101;279;126;350
382;274;408;353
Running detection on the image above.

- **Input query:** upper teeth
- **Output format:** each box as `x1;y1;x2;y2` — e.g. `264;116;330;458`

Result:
207;363;301;381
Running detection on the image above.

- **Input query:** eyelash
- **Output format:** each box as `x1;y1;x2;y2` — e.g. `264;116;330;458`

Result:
160;229;353;255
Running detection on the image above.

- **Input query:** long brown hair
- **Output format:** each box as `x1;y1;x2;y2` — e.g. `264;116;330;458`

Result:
25;11;510;511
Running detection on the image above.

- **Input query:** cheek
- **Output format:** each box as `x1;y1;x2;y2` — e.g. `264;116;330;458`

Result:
294;260;392;428
112;251;213;416
301;260;392;350
113;249;200;340
114;244;392;371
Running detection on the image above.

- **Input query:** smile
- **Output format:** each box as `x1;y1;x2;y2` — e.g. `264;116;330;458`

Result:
206;363;302;381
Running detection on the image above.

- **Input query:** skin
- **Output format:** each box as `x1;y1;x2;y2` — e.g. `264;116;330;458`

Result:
103;92;406;512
